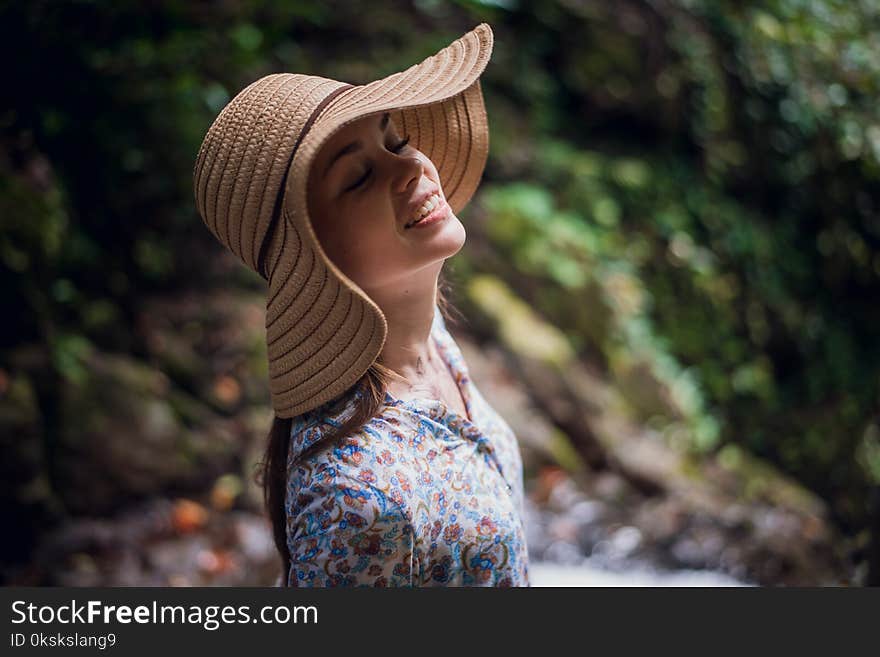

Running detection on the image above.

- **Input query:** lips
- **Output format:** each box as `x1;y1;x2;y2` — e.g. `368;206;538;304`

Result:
403;189;441;229
406;195;449;230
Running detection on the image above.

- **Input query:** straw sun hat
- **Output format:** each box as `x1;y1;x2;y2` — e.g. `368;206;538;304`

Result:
193;23;494;418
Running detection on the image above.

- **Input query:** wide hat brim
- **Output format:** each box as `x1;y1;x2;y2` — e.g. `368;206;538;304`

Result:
262;23;493;418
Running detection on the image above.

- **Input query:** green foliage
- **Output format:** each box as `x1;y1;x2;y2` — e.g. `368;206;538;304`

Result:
481;178;722;452
473;0;880;531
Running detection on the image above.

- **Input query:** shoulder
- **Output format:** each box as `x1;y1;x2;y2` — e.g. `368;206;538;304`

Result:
287;460;412;536
293;407;432;504
287;399;426;517
286;437;418;587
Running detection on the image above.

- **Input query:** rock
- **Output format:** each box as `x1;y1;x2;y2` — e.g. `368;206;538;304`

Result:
612;358;684;421
21;497;280;586
55;350;243;514
450;279;853;583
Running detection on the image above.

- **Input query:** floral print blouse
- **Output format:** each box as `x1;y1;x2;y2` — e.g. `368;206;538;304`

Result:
285;304;530;586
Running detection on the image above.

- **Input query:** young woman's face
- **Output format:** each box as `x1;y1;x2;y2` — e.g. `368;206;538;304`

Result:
307;112;466;290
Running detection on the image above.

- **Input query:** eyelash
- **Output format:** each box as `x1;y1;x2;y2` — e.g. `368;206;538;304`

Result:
346;134;412;191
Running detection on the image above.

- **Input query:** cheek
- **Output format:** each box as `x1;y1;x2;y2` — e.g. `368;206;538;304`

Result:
320;202;407;281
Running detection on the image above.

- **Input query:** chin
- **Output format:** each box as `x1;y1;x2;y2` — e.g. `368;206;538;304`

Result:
436;216;467;257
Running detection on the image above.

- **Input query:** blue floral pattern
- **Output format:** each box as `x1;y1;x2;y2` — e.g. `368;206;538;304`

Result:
285;304;530;586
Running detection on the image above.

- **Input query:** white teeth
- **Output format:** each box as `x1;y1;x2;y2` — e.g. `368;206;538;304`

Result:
408;193;440;226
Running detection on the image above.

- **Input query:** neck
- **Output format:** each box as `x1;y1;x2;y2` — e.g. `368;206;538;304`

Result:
364;263;444;384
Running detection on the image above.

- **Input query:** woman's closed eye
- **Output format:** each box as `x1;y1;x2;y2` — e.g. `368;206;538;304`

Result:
344;135;412;192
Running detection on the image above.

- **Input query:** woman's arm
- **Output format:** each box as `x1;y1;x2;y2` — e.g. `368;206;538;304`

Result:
287;471;416;587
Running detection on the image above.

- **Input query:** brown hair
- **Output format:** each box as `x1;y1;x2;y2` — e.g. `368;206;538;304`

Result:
258;273;456;584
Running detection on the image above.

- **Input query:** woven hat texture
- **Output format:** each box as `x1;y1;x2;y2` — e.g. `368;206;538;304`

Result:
194;23;493;418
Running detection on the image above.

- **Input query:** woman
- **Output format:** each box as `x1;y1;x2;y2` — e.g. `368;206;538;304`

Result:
193;23;529;586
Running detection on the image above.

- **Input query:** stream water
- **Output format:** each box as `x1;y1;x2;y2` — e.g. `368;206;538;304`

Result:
529;560;748;586
521;478;753;587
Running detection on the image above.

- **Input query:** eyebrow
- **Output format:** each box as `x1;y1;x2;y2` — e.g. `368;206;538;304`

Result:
322;112;391;180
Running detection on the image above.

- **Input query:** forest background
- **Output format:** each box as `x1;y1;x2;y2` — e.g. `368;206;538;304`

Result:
2;0;879;586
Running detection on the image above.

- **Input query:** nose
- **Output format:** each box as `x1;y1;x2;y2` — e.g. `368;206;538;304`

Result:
392;153;424;194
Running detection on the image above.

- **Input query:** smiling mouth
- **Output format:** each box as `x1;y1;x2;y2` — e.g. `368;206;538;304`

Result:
405;193;446;229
